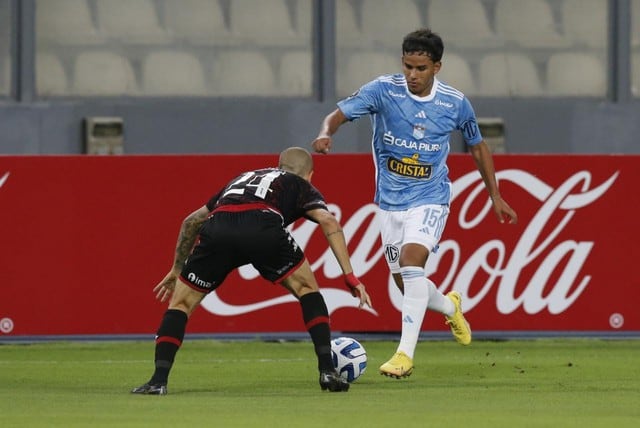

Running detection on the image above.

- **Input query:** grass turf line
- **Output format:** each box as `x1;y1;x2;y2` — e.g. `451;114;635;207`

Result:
0;339;638;427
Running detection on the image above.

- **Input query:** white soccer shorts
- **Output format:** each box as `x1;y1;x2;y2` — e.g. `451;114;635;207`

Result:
380;204;450;273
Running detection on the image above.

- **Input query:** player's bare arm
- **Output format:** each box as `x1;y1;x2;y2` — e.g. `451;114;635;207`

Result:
468;141;518;225
153;205;210;302
307;207;372;309
173;205;209;269
312;109;348;154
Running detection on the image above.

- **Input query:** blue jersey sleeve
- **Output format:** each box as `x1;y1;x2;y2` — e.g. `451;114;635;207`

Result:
458;97;483;146
337;79;382;121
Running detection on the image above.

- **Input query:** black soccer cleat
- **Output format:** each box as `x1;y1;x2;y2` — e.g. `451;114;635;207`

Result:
131;382;168;395
319;370;350;392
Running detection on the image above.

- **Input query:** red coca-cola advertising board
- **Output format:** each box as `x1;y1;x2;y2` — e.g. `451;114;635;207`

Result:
0;154;638;337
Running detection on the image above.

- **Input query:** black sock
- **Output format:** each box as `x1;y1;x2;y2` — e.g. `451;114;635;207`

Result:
150;309;188;385
300;292;334;372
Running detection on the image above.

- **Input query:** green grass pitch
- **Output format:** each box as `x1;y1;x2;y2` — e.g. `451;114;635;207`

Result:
0;339;638;427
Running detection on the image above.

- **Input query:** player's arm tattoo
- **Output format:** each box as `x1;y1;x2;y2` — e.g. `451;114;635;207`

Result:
173;209;208;270
325;228;344;238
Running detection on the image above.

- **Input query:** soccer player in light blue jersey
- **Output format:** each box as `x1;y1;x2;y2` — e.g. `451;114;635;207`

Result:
312;29;518;378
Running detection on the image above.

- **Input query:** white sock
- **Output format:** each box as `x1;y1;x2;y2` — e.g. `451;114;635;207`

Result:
426;279;455;316
397;266;429;359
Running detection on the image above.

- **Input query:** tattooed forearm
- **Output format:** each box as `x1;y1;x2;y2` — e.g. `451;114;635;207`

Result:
325;229;344;238
173;211;207;270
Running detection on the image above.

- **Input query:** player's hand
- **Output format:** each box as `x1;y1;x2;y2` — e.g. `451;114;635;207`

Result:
351;283;372;309
153;270;178;302
344;273;372;309
311;137;332;154
491;195;518;224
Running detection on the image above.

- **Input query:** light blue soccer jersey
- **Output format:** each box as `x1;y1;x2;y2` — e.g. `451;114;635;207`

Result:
337;75;483;210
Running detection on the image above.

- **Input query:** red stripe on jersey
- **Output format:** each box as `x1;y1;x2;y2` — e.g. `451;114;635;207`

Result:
305;316;330;330
155;336;182;347
212;203;282;216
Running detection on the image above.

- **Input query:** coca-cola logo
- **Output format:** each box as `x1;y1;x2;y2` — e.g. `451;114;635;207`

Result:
436;169;618;315
201;169;618;318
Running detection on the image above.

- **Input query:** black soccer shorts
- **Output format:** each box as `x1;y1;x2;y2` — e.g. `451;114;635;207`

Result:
180;210;305;293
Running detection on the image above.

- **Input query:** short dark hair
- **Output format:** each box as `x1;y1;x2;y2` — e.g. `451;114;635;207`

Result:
278;146;313;177
402;29;444;62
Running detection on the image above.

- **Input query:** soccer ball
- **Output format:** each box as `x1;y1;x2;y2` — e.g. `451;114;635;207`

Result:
331;337;367;382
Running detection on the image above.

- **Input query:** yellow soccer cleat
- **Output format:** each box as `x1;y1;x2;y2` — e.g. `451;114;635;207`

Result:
445;291;472;345
379;351;414;379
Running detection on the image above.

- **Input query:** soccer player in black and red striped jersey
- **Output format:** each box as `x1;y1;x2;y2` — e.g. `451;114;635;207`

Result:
132;147;372;395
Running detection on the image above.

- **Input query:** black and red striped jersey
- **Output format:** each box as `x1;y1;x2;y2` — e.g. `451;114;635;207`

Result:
205;168;327;225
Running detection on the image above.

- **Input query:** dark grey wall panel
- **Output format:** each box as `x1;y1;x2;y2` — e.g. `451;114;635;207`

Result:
1;98;639;155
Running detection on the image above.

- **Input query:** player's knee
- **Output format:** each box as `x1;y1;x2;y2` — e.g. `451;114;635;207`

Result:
169;284;204;315
168;301;192;315
295;283;320;299
283;277;319;298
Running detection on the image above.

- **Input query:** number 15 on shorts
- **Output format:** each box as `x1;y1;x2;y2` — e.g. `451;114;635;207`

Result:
421;205;448;239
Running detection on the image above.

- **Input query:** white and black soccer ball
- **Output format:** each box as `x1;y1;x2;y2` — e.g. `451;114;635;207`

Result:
331;337;367;382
